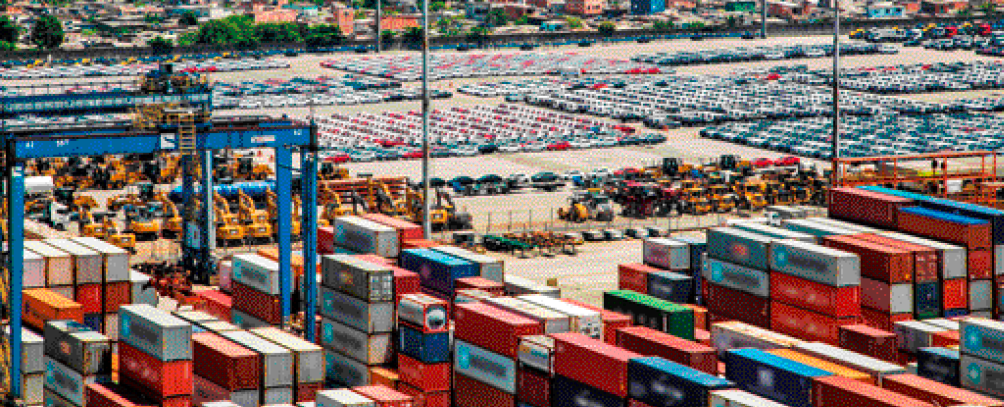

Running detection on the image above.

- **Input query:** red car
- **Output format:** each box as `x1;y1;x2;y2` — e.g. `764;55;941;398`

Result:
774;156;800;166
753;158;773;168
402;151;423;159
325;154;350;164
547;141;570;151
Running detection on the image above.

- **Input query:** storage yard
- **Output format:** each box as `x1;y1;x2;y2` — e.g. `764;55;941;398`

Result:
8;32;1004;407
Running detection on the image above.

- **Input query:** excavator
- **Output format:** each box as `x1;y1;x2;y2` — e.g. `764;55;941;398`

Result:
107;182;155;212
319;161;349;181
372;180;407;216
231;154;274;181
265;190;302;239
238;190;273;244
319;195;353;227
707;185;735;213
557;189;616;223
101;213;137;253
403;186;472;231
75;208;106;238
155;192;183;238
213;193;245;247
123;204;161;241
681;188;711;215
734;181;768;211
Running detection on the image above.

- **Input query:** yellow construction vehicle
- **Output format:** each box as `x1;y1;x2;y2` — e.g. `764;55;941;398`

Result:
734;181;768;211
708;185;735;213
682;188;711;215
319;162;349;181
103;215;136;253
265;190;302;239
403;186;472;231
155;154;181;184
213;193;245;246
238;190;272;243
231;155;274;181
76;209;106;238
155;192;183;238
123;204;161;241
372;180;408;216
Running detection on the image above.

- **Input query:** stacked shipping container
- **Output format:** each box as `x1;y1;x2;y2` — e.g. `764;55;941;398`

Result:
117;304;194;407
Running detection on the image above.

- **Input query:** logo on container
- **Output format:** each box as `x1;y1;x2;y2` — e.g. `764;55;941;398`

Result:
710;262;724;283
730;243;750;261
966;327;983;351
968;363;982;384
572;390;604;407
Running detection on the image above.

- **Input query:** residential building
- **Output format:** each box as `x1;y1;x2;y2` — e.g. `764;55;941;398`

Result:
254;8;299;22
503;4;533;19
665;0;696;9
465;1;492;19
382;15;420;30
920;0;968;13
330;6;355;34
767;0;813;18
866;1;904;16
565;0;604;15
632;0;665;14
897;0;921;13
724;0;756;11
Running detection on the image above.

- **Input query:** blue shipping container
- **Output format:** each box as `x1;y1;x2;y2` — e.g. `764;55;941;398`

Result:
83;314;103;333
945;308;969;318
860;186;1004;245
552;375;625;407
628;357;733;407
707;228;772;271
454;339;517;394
646;271;693;304
724;348;832;407
916;347;960;386
961;318;1004;365
701;257;770;298
915;281;942;319
399;323;450;364
899;206;989;227
400;249;478;294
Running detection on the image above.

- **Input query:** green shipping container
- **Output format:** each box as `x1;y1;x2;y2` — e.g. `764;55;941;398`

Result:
604;290;694;340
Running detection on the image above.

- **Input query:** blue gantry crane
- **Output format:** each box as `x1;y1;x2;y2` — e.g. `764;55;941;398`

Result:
0;63;320;402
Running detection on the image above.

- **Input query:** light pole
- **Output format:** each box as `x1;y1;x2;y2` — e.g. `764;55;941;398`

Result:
421;0;432;237
831;0;840;186
376;0;382;52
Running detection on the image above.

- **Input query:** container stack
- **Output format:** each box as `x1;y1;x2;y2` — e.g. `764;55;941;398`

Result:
333;216;400;259
959;317;1004;398
230;254;282;329
702;227;774;328
516;335;554;407
249;327;325;402
452;302;542;407
191;331;260;407
638;237;695;302
70;237;131;340
8;326;44;406
25;241;75;300
218;329;294;405
396;293;451;407
41;239;103;331
318;254;395;387
117;304;193;407
399;248;478;309
557;298;632;346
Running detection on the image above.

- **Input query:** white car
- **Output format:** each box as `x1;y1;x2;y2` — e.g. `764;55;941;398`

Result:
455;146;479;156
878;45;899;54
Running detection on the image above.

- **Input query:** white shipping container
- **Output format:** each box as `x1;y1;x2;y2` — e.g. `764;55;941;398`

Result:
710;389;789;407
6;326;45;374
517;294;602;340
729;222;816;243
430;246;505;283
194;375;259;407
781;218;860;239
920;318;959;331
793;341;907;382
220;330;295;388
333;216;399;258
232;254;281;295
319;316;392;365
971;280;993;311
643;238;690;271
249;326;326;384
894;320;947;353
25;176;55;195
129;270;159;307
769;239;861;287
504;275;560;298
263;387;294;405
43;239;103;285
23;373;44;406
483;297;571;334
318;286;395;334
119;304;192;361
25;241;73;286
24;250;45;289
70;237;130;283
879;232;967;280
861;278;913;314
710;321;803;358
806;217;881;234
316;389;376;407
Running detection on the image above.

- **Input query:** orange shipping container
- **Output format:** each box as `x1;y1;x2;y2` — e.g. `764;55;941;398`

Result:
767;349;875;384
880;373;1004;407
402;239;439;250
23;288;83;331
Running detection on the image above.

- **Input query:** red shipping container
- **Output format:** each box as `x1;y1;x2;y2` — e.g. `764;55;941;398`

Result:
931;330;959;347
397;353;450;392
351;385;413;407
362;213;424;242
615;326;718;375
517;367;550;407
705;282;770;329
861;307;912;332
552;332;641;398
421;286;452;320
86;382;157;407
191;332;260;391
195;290;232;322
838;324;898;363
828;188;914;229
455;277;506;297
371;367;400;389
75;284;103;314
813;376;934;407
823;235;914;283
896;208;992;249
296;382;323;402
969;247;993;280
356;254;420;299
770;301;858;345
118;342;193;398
232;280;281;325
559;298;633;345
880;373;1004;407
628;400;658;407
318;226;335;255
943;278;968;310
355;254;394;265
402;239;440;250
770;272;861;318
852;234;939;283
396;382;449;407
618;263;656;294
679;304;708;332
453;372;515;407
104;282;131;314
454;302;543;358
695;328;711;346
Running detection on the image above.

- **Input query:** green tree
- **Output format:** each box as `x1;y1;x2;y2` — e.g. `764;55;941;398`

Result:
304;23;343;46
177;31;198;45
652;20;673;31
255;22;302;42
179;10;199;26
565;16;583;29
148;35;173;53
0;40;14;50
598;21;615;36
466;26;488;43
31;15;64;50
958;6;972;16
354;9;367;18
430;0;445;11
144;13;164;24
0;15;21;46
195;18;243;45
726;15;737;27
486;8;508;27
514;15;529;25
381;29;396;41
403;26;423;44
979;2;996;14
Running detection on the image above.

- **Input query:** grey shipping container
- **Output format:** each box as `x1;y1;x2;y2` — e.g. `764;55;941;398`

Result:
316;389;376;407
318;316;392;366
729;222;816;243
959;317;1004;365
200;320;242;334
232;254;281;296
23;250;45;288
861;278;914;314
171;310;219;326
129;270;159;307
25;241;73;286
701;257;770;298
6;326;44;374
781;218;859;240
262;387;294;405
318;286;394;334
454;339;517;394
231;309;271;330
643;238;690;271
22;373;44;406
119;304;192;361
43;320;112;375
894;320;947;353
333;216;400;258
766;206;807;220
960;354;1004;398
321;255;394;303
323;349;370;387
70;237;130;283
879;232;967;280
997;245;1004;276
769;239;861;287
805;217;882;234
706;228;773;271
44;356;108;406
710;322;803;358
793;342;906;381
250;327;325;384
971;280;993;311
518;335;555;374
504;276;560;298
482;297;571;334
220;330;295;388
431;246;505;283
43;239;103;285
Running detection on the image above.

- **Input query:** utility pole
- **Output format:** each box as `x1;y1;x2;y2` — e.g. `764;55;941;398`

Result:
831;0;840;186
421;0;431;238
376;0;382;52
761;0;767;38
